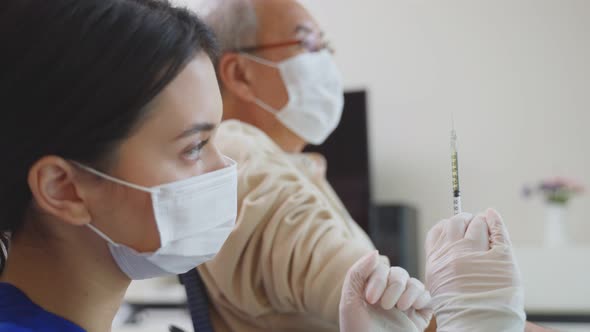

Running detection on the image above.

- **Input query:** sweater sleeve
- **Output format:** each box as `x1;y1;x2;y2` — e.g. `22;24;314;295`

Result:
200;120;378;327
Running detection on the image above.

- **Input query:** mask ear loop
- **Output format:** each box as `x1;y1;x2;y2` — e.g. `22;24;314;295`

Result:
86;224;120;247
70;161;157;248
239;52;279;68
239;53;287;116
254;98;280;115
70;161;155;193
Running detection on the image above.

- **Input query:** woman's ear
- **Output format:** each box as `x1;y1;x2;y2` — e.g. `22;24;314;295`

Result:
27;156;92;226
218;53;258;103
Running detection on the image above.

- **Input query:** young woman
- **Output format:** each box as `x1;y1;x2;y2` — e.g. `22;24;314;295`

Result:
0;1;237;331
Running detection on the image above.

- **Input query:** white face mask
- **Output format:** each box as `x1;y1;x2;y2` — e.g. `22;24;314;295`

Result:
243;50;345;145
74;158;237;280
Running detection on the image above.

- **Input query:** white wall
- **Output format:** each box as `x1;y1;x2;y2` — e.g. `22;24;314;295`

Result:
178;0;590;276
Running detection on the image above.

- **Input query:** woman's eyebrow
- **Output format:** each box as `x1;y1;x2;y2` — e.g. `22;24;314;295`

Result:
174;122;216;141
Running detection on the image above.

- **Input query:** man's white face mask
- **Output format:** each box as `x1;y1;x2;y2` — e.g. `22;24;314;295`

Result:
242;50;345;145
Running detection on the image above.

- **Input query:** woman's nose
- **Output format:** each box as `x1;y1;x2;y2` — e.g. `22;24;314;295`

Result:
204;144;227;173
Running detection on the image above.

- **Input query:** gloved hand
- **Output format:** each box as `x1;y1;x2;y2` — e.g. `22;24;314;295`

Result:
425;209;526;332
339;251;433;332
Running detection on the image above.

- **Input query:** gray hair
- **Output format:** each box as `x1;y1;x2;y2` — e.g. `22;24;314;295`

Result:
201;0;258;52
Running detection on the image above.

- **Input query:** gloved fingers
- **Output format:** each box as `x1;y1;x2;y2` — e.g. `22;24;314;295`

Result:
485;208;513;247
365;261;390;304
425;220;445;255
464;213;490;251
413;291;432;310
442;213;473;243
396;278;426;311
407;308;434;331
379;266;410;310
342;251;379;300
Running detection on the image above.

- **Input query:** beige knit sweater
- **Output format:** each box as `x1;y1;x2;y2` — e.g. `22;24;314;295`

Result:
198;120;382;332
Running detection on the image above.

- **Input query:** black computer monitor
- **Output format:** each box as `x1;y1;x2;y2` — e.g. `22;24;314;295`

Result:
305;90;371;231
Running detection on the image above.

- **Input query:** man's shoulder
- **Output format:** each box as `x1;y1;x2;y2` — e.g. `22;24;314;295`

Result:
217;121;318;198
216;120;282;163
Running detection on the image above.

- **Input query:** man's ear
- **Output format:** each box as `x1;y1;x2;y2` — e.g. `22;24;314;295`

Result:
27;156;92;226
218;53;258;103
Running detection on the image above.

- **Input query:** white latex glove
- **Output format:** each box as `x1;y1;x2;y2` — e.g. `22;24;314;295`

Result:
339;251;433;332
425;209;526;332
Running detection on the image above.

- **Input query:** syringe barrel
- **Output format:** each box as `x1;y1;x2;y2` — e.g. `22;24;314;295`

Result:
451;152;460;193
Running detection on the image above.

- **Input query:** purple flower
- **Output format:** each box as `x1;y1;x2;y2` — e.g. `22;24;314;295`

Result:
523;176;585;205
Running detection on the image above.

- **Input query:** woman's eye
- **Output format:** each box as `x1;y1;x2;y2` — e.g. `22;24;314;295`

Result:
182;139;210;162
183;146;201;161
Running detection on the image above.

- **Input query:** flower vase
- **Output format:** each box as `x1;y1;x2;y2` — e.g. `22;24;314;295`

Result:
544;203;568;247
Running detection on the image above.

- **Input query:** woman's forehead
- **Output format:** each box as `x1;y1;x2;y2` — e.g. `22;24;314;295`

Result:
136;55;223;141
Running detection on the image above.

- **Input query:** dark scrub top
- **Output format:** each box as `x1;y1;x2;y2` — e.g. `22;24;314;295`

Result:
0;283;85;331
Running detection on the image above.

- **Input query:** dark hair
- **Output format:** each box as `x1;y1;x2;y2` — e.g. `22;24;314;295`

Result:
0;0;218;272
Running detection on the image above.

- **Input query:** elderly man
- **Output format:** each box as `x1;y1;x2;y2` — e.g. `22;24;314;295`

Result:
193;0;432;331
191;1;551;331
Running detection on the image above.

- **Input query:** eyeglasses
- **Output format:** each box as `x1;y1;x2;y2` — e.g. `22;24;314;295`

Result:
229;35;333;54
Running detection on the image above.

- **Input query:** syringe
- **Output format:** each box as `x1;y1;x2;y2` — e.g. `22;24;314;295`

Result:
451;116;462;215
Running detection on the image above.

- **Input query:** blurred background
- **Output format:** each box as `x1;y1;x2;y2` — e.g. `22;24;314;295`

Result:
298;2;590;329
117;1;590;331
296;0;590;260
